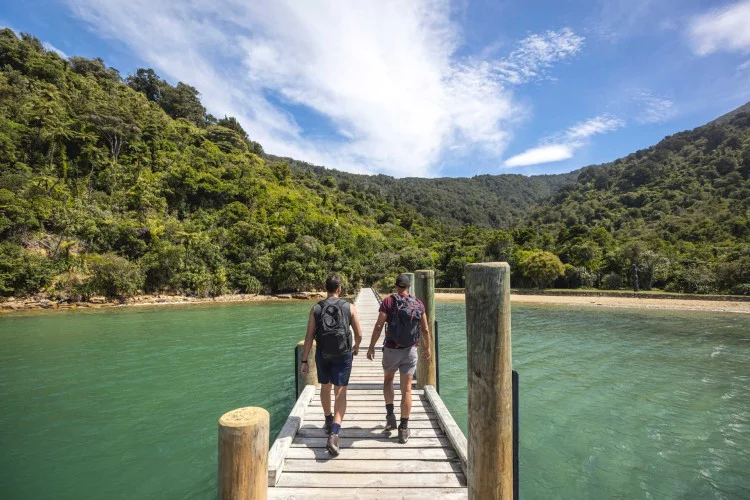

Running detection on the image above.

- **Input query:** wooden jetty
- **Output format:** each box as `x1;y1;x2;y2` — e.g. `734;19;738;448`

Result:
217;264;514;500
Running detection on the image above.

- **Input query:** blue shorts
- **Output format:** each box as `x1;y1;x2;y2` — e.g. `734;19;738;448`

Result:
315;350;353;386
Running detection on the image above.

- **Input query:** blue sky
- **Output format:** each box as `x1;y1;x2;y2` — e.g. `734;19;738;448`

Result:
2;0;750;178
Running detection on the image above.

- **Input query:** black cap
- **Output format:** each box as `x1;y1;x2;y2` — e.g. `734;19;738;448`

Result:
395;274;410;288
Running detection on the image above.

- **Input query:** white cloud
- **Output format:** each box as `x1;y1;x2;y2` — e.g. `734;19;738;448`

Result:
43;41;69;59
62;0;582;177
504;144;574;167
504;113;624;167
739;60;750;71
566;114;625;138
634;89;675;123
688;1;750;56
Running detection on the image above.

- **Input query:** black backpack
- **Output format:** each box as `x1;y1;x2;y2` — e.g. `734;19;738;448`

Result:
315;298;352;359
387;294;422;347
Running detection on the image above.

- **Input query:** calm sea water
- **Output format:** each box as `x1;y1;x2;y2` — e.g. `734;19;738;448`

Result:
0;301;748;499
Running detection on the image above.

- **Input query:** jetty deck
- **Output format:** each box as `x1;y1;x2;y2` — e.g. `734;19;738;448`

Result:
268;288;468;499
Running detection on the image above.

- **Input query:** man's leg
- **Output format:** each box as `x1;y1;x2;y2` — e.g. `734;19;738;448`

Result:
399;372;413;420
383;371;398;430
320;383;333;416
333;384;348;425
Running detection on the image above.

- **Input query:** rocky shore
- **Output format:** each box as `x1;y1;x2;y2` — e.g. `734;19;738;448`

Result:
0;291;329;313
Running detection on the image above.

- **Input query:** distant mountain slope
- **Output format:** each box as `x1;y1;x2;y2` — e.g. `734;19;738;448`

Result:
270;155;579;228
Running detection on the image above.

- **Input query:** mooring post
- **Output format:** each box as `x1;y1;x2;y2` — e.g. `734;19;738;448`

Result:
218;407;269;500
414;269;436;389
295;340;317;398
465;262;513;500
404;272;415;296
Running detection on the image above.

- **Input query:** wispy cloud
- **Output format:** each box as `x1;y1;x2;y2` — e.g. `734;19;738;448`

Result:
504;114;624;167
62;0;582;177
43;41;68;59
504;144;574;167
738;60;750;71
634;89;676;123
493;28;584;85
688;1;750;56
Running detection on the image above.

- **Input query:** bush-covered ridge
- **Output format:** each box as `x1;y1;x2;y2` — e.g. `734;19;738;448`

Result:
0;29;748;299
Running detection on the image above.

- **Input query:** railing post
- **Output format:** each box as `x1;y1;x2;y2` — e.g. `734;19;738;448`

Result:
218;407;269;500
465;262;513;500
295;340;317;398
414;269;436;389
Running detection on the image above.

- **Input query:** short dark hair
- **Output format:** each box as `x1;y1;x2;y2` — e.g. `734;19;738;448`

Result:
325;274;343;293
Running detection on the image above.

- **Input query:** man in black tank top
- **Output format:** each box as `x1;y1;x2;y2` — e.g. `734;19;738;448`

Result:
301;274;362;456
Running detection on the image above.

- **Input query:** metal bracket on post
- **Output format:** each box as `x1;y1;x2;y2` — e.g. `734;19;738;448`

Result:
513;369;519;500
435;320;440;394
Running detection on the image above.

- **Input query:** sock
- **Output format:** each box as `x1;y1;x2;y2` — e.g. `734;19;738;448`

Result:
386;404;394;415
331;423;341;435
325;414;334;423
399;417;409;430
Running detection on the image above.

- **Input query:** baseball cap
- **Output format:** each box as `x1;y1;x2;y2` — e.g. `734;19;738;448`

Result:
395;274;410;288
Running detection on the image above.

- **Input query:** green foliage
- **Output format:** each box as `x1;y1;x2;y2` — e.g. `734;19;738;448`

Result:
518;250;565;289
0;29;747;300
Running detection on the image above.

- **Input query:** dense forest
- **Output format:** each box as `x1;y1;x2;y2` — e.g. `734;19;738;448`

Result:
0;30;748;300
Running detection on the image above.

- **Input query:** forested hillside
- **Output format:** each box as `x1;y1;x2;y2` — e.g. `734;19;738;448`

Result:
0;29;748;299
276;156;577;228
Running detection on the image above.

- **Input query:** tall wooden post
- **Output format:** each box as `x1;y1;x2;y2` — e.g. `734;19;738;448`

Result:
295;340;317;398
465;262;513;500
404;272;415;296
218;407;269;500
414;269;436;389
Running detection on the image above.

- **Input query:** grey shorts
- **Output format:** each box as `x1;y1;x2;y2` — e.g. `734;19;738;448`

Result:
382;346;418;375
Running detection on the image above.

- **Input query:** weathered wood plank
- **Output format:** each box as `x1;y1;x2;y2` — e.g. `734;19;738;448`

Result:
316;389;423;395
304;412;437;421
268;487;468;499
282;459;462;473
424;385;468;475
300;420;439;430
297;427;443;438
285;447;458;460
304;406;433;414
290;437;451;448
268;385;316;486
276;472;466;488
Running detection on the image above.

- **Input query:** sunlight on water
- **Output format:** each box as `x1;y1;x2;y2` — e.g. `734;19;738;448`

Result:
0;301;748;499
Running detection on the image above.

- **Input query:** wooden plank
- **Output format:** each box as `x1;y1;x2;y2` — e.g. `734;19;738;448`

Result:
268;385;316;486
285;446;458;460
316;389;423;395
276;472;466;488
424;385;468;476
290;437;451;448
309;399;431;408
304;412;437;421
304;407;433;414
269;487;468;499
300;420;439;430
282;459;462;473
297;427;443;439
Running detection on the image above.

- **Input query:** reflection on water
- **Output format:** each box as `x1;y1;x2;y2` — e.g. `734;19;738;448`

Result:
0;301;748;499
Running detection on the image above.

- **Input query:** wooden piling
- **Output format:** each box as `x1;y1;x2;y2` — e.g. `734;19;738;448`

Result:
414;269;436;389
464;262;513;500
218;407;269;500
404;272;415;296
295;340;317;398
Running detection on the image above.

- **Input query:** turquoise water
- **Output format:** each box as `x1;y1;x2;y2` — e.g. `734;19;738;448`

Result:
0;301;748;499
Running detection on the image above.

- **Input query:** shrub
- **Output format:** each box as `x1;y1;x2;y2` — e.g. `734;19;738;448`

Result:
731;283;750;296
83;253;143;300
0;243;55;297
565;265;595;288
600;273;623;290
518;250;565;289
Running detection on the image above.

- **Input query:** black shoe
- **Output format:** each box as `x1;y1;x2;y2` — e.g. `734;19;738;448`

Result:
398;427;410;444
326;433;340;456
384;414;397;431
324;419;332;435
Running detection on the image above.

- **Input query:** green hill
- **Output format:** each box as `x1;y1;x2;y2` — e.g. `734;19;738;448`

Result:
0;29;747;298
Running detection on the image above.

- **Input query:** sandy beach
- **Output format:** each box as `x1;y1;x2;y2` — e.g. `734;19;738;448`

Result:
436;292;750;314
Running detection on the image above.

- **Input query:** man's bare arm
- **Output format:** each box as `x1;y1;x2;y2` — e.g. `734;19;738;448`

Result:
367;311;388;360
301;308;316;373
350;304;363;355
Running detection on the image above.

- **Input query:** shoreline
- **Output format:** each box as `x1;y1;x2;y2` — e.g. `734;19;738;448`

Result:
435;293;750;314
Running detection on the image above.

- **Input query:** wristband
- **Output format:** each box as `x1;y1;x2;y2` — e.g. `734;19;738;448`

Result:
301;360;308;364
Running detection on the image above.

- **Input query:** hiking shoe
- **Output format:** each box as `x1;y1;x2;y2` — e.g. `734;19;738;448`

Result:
384;414;397;431
398;427;410;444
324;419;332;435
326;433;340;457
